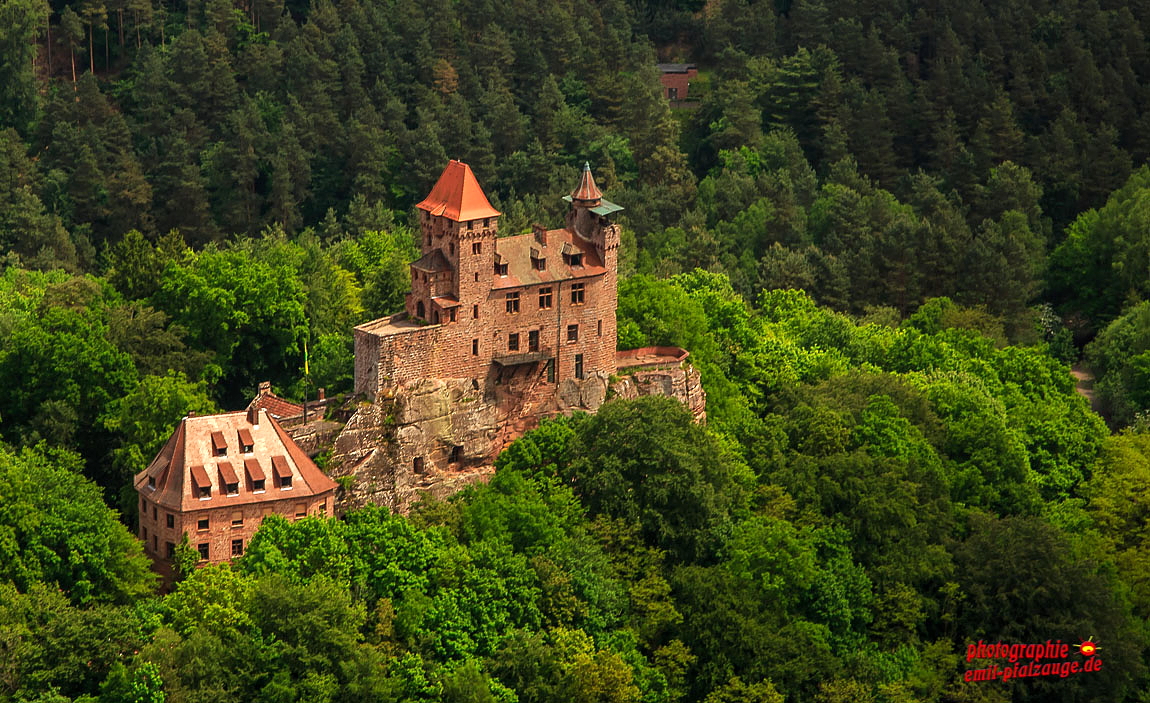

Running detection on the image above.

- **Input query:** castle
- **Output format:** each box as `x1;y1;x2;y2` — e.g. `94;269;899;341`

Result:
136;161;705;566
334;160;703;509
354;160;620;398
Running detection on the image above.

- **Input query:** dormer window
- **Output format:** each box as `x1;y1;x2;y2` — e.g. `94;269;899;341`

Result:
219;462;239;497
564;252;583;267
211;431;227;457
531;248;546;271
191;465;212;500
245;458;266;493
272;456;293;490
147;476;156;490
495;255;508;276
238;428;254;454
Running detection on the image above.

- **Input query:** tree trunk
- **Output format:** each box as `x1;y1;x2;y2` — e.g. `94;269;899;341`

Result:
71;44;76;85
88;24;94;74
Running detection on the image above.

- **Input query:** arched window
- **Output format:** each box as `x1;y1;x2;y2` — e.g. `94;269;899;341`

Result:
416;301;425;319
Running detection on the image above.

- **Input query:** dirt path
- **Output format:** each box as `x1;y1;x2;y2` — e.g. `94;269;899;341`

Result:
1071;362;1097;409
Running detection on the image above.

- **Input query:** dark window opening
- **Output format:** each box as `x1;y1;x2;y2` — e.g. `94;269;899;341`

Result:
496;261;508;276
152;535;158;551
598;319;603;336
539;287;553;309
472;339;479;355
483;218;490;228
197;543;209;561
546;359;556;383
166;514;174;528
252;478;265;492
575;353;584;379
474;272;479;282
231;539;244;557
280;475;292;489
473;304;479;319
166;542;176;559
231;512;243;527
472;242;482;254
413;457;425;474
571;283;585;305
197;517;209;531
226;482;238;496
432;310;440;324
417;301;425;319
509;333;520;351
143;526;148;540
449;242;455;255
567;324;579;343
505;292;520;314
564;252;583;267
147;476;155;489
198;485;211;499
450;445;463;464
529;330;540;352
152;505;157;519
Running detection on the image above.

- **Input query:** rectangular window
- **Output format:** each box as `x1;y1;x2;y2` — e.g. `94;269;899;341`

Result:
231;511;243;528
546;358;556;383
226;482;238;496
564;252;583;267
567;324;579;343
575;353;584;379
484;218;490;228
153;535;158;551
539;288;553;309
294;504;307;519
571;283;585;305
468;220;474;231
166;542;176;559
449;242;455;255
231;539;244;557
197;543;209;561
166;513;174;528
252;478;265;492
143;526;148;540
147;476;155;489
496;262;508;276
529;330;540;352
505;292;520;314
472;339;479;356
280;475;292;489
472;242;481;254
198;485;211;499
141;497;147;513
450;445;463;463
197;517;209;531
473;304;479;319
474;272;479;282
152;505;157;519
598;319;603;336
508;333;519;351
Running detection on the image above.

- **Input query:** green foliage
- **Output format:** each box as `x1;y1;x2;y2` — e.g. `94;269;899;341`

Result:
0;442;155;604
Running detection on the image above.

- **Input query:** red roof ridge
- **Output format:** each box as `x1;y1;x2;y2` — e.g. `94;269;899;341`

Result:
416;160;501;222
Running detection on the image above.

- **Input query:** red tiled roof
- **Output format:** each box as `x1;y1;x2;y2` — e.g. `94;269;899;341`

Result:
416;160;501;222
135;409;336;512
570;162;602;202
247;392;304;420
237;428;254;447
491;227;606;290
210;431;227;453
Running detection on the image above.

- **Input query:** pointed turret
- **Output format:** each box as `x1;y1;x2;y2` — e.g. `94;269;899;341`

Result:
416;160;501;222
570;161;602;207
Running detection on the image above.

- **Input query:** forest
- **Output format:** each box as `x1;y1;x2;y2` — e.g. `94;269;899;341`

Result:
4;0;1150;700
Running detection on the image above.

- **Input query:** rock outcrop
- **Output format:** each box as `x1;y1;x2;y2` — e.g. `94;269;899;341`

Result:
327;352;706;513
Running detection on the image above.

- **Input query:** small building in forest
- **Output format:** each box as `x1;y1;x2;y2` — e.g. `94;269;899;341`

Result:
134;407;337;575
656;63;698;101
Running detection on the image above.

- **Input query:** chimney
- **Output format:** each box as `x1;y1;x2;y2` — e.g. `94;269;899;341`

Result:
317;388;326;401
533;223;547;247
258;381;271;396
188;411;196;418
247;404;258;427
